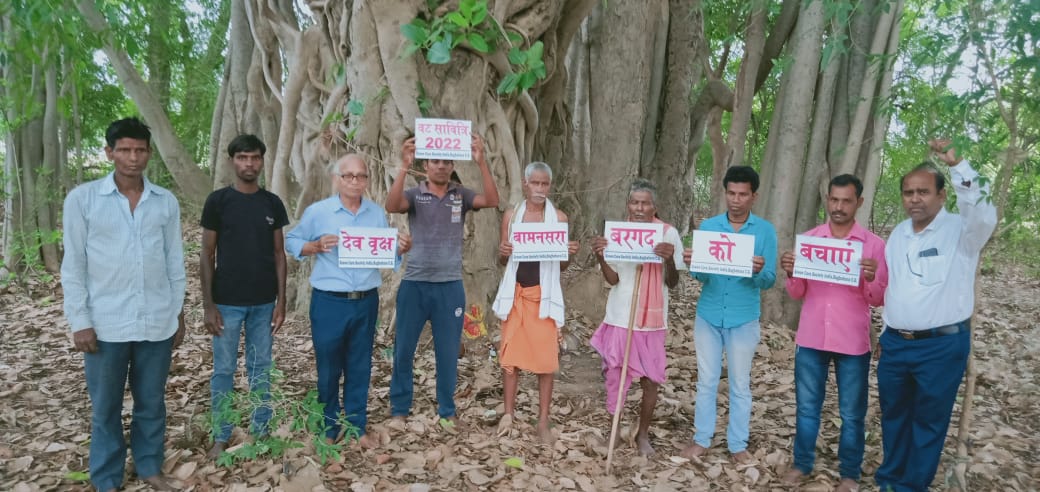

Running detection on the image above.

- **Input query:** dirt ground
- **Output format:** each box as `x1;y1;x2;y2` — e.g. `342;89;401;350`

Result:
1;240;1038;491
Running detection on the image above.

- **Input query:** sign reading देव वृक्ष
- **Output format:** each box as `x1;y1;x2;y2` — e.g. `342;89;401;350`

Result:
338;227;398;269
415;118;472;161
603;221;664;264
792;234;863;287
509;222;569;262
688;230;756;278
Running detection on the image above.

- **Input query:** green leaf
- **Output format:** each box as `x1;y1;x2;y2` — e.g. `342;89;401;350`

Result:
427;38;452;64
519;71;537;90
460;0;477;17
496;73;520;94
65;471;90;481
504;456;524;469
507;47;526;65
446;12;468;28
472;3;488;25
400;23;428;46
526;41;544;65
467;33;490;53
347;99;364;116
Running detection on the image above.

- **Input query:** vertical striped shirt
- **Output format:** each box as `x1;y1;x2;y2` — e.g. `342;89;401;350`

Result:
61;173;185;342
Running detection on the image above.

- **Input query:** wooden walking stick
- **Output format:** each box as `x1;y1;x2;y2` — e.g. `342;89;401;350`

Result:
605;264;643;474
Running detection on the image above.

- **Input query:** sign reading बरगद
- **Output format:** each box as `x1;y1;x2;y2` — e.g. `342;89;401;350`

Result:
510;222;569;261
338;227;398;269
415;118;472;161
793;234;863;287
689;230;755;277
603;221;664;263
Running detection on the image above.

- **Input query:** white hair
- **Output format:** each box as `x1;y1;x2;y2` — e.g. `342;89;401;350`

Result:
523;161;553;181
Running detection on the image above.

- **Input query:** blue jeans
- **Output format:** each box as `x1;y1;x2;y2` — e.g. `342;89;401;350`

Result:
389;280;465;418
875;323;970;492
309;289;379;439
792;346;870;480
84;336;174;491
210;302;275;442
692;316;760;453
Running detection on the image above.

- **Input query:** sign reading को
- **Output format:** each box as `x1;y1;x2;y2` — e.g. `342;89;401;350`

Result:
603;221;664;263
792;234;863;287
689;230;755;278
338;226;398;269
509;222;569;261
415;118;472;161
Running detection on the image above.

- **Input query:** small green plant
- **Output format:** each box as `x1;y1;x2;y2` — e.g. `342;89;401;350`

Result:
400;0;548;96
210;366;357;466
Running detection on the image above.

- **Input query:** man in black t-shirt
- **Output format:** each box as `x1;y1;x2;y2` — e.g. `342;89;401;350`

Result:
200;135;289;459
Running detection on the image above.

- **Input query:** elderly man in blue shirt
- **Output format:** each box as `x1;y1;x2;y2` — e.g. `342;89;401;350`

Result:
286;154;411;448
61;117;186;492
680;165;777;464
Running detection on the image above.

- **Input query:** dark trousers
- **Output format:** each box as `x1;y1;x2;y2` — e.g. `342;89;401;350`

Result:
309;289;379;439
875;322;971;492
84;336;174;491
389;280;465;418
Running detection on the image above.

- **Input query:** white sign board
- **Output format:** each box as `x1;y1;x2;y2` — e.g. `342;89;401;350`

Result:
793;235;863;286
689;230;755;278
510;222;569;261
338;227;398;269
415;118;472;160
603;221;664;263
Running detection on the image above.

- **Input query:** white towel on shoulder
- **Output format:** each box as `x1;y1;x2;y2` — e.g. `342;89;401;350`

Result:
491;199;566;328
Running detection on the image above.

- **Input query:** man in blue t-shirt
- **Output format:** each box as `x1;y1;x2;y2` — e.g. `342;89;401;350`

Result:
680;165;777;464
385;134;500;425
200;134;289;459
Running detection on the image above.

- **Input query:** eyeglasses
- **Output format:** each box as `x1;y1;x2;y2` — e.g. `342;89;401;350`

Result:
337;173;369;182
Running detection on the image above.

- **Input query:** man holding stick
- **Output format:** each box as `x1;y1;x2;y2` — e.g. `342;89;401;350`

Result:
590;178;683;457
492;162;579;443
874;139;996;491
681;165;777;464
779;174;888;491
386;132;499;426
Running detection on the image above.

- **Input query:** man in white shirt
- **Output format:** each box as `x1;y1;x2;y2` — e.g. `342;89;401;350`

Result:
875;139;997;492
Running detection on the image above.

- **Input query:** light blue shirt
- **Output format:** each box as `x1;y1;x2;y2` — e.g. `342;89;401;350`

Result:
692;212;778;328
61;173;185;341
286;195;391;292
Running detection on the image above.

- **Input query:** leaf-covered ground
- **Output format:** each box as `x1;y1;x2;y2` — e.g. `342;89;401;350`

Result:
2;237;1038;491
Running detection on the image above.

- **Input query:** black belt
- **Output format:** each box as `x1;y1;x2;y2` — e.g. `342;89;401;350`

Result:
317;288;376;300
887;320;970;340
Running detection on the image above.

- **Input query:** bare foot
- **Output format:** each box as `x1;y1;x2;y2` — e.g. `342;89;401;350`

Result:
206;441;227;460
834;478;859;492
352;433;379;449
679;442;707;459
782;468;805;485
536;421;553;444
635;432;654;456
141;474;177;491
731;450;753;464
497;414;514;437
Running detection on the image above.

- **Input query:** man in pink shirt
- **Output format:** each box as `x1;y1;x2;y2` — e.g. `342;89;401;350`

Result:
780;174;888;492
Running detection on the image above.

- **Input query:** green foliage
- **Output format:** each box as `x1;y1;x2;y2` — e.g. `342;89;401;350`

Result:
399;0;548;96
210;366;356;467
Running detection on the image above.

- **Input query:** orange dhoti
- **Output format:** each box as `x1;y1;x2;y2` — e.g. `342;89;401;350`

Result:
499;284;559;375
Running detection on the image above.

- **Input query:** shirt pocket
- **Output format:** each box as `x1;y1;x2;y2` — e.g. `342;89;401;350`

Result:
918;254;951;286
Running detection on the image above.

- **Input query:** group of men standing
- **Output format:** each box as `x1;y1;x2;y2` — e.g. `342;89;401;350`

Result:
62;117;994;492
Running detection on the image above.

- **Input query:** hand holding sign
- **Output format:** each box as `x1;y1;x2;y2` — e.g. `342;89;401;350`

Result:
415;118;472;160
472;133;486;164
860;257;878;282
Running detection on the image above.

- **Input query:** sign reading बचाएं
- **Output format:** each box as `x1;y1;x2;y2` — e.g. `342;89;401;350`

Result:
792;235;863;286
415;118;472;161
603;221;664;263
689;230;756;277
338;227;398;269
509;223;569;261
